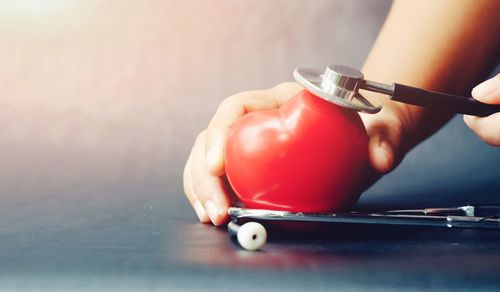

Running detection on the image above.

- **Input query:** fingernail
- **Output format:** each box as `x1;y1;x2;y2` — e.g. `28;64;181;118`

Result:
204;200;222;224
193;200;209;222
472;77;498;99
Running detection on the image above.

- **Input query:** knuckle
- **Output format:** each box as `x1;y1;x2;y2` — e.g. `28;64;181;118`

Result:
272;82;298;91
215;92;259;118
271;82;303;94
218;95;243;111
194;129;207;145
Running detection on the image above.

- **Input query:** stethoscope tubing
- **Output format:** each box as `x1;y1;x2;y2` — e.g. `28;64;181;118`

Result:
390;83;500;117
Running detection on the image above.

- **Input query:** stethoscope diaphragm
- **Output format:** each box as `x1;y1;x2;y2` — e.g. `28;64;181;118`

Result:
293;65;382;114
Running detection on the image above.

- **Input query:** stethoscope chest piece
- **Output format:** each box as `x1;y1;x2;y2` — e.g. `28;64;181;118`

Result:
294;64;500;117
294;64;382;114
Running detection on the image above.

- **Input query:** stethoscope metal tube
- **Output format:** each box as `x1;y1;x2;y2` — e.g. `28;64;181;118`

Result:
294;64;500;117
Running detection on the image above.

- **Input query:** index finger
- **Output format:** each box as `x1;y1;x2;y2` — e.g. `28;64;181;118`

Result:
204;82;303;176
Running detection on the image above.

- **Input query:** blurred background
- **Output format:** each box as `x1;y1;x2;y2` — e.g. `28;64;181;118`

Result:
0;0;498;227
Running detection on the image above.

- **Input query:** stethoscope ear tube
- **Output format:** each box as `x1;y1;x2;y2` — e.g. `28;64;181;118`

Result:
391;83;500;117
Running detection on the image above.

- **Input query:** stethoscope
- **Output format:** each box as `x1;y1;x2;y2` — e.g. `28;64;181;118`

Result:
226;65;500;251
293;64;500;116
228;205;500;251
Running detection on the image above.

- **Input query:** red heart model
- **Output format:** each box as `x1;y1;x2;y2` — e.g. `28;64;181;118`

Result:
224;89;369;213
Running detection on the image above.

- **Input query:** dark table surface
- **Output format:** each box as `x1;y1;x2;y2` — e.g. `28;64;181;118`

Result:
1;173;500;291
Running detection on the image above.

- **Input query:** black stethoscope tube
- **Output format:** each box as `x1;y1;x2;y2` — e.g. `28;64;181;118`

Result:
391;83;500;117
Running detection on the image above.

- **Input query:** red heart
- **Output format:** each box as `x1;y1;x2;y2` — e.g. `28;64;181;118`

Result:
225;90;369;213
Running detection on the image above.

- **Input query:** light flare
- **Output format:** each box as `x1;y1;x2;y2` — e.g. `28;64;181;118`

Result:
0;0;71;16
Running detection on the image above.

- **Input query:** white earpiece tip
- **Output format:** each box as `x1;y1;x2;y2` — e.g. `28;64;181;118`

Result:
237;222;267;251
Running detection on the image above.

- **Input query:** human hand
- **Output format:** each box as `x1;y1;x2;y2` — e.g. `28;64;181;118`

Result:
464;74;500;146
183;83;304;225
183;83;416;225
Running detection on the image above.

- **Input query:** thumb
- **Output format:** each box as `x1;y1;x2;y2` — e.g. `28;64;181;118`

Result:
369;134;395;174
463;74;500;146
471;74;500;104
463;74;500;143
364;118;405;174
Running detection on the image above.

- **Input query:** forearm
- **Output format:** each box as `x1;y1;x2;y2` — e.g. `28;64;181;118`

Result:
362;0;500;150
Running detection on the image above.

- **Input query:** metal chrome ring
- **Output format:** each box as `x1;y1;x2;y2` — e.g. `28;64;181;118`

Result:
293;67;382;114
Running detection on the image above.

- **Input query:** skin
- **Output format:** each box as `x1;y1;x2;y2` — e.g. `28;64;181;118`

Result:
464;74;500;146
183;0;500;225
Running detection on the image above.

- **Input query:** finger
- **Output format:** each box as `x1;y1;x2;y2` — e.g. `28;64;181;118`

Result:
463;113;500;146
183;147;210;223
472;73;500;103
204;91;279;177
205;82;303;176
362;114;404;174
192;131;231;226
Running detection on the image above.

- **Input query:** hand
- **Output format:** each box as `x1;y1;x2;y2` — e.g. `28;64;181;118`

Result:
183;83;415;225
464;74;500;146
183;83;303;225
